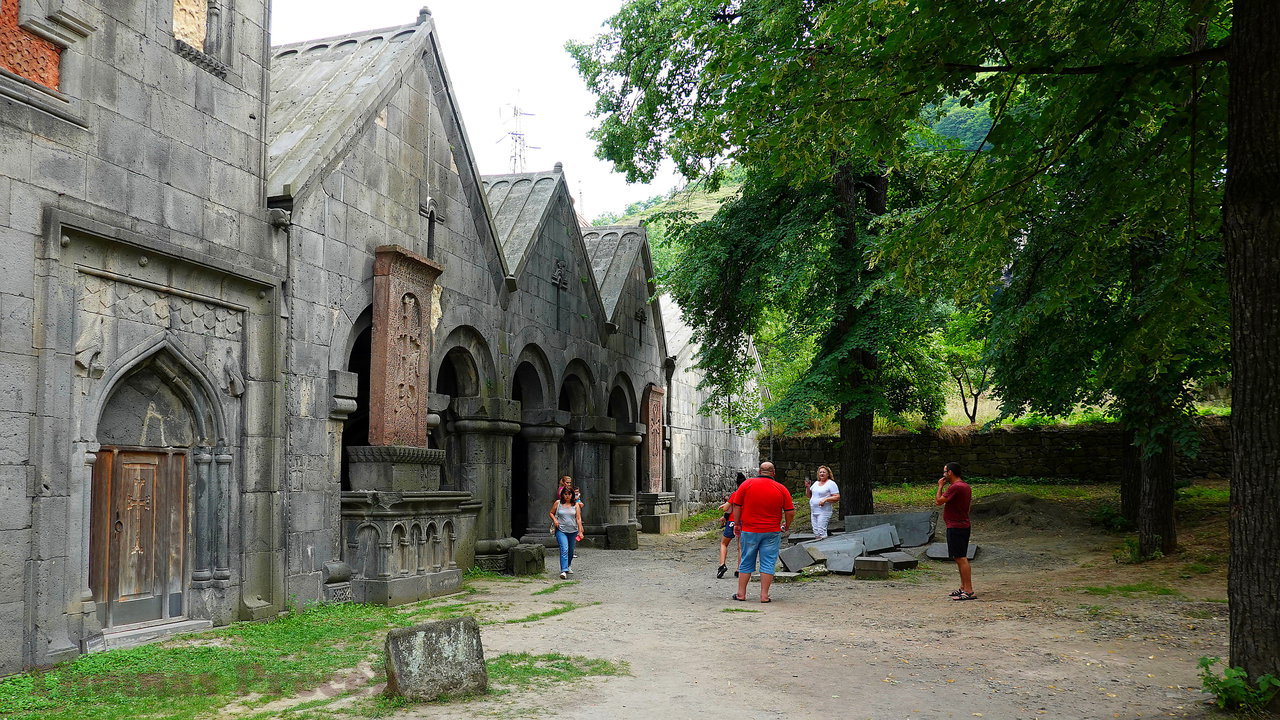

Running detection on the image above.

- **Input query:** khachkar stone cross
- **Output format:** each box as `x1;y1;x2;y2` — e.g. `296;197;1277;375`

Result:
126;476;152;555
369;245;444;448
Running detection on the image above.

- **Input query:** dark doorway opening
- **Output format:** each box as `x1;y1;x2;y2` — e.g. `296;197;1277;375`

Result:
341;325;372;491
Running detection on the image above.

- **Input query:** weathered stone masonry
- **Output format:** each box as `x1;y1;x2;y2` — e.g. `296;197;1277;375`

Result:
0;5;757;674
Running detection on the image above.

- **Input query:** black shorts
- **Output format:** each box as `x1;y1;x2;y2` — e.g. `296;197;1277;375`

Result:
946;527;971;559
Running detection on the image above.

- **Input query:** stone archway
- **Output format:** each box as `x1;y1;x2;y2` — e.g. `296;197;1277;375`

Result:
89;346;226;630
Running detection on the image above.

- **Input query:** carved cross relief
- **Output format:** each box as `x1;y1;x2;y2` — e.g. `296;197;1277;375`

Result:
369;246;443;448
126;476;152;556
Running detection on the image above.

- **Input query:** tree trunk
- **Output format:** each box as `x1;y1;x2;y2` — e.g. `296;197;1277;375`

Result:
1120;428;1140;526
1225;0;1280;690
1137;433;1177;558
839;402;875;515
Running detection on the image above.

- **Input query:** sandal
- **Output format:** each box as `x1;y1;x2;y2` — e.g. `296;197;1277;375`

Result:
951;590;976;601
717;564;727;579
731;593;746;601
949;588;965;598
760;597;772;603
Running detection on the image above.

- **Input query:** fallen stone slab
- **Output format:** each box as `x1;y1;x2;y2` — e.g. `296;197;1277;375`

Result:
924;542;979;560
826;553;856;574
876;550;919;570
779;543;816;572
854;555;891;579
844;511;938;548
804;545;828;564
772;571;803;583
384;617;488;701
843;523;899;554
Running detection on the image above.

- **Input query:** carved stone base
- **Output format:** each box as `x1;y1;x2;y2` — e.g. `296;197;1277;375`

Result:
347;446;444;491
473;554;507;572
637;492;676;517
323;582;353;604
351;570;461;606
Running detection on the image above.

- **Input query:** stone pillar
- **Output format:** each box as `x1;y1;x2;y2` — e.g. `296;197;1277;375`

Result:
568;416;615;545
452;397;522;570
611;422;645;527
518;409;571;546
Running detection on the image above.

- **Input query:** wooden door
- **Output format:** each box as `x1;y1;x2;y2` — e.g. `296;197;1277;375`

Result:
91;448;187;628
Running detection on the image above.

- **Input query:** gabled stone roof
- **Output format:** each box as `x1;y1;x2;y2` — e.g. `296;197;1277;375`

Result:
482;169;564;271
268;21;430;199
580;225;648;320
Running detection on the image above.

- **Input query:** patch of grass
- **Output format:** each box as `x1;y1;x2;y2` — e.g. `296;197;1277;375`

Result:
1082;582;1181;598
0;602;401;720
497;601;598;625
463;567;514;582
531;581;578;596
888;567;935;583
875;481;1116;508
1079;604;1106;617
680;503;727;532
486;653;628;691
721;607;761;613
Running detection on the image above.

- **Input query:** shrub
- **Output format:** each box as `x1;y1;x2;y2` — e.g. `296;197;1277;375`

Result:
1198;657;1280;711
1088;503;1133;532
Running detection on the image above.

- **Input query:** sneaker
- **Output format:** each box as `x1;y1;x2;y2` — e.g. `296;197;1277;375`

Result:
952;590;976;601
573;553;579;559
566;568;574;575
559;571;567;580
716;564;727;579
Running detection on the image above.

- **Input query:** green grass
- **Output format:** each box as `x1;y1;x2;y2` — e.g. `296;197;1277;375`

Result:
1082;582;1182;598
874;481;1117;508
496;601;598;625
531;581;578;596
486;653;628;690
463;567;515;582
721;607;761;613
0;602;404;720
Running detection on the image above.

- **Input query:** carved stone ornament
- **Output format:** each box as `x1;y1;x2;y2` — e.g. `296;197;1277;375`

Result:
74;315;105;372
222;346;245;397
369;246;443;447
550;259;569;290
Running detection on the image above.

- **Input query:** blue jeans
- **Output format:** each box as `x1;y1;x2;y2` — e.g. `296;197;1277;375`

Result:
555;530;578;572
738;531;781;575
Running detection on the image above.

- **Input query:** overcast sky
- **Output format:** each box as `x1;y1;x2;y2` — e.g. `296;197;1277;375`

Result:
270;1;680;220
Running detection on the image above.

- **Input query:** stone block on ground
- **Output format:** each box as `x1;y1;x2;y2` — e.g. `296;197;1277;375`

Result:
639;513;679;534
605;523;638;550
506;544;545;576
844;511;937;547
825;552;856;575
772;571;803;583
804;545;828;564
854;555;891;579
925;542;979;560
384;617;487;701
877;550;919;570
779;543;816;572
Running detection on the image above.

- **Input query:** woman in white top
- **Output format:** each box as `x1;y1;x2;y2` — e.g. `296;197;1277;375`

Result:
805;465;841;539
549;486;584;579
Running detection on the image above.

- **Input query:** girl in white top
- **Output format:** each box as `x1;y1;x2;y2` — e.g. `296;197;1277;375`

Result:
805;465;841;539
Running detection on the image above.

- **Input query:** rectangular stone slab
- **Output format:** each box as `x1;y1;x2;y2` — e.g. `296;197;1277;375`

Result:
384;617;488;701
843;523;899;554
844;511;938;548
876;550;919;570
925;542;979;560
779;543;815;572
825;552;856;574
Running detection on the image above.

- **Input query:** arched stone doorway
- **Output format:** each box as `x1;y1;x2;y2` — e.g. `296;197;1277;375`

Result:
607;380;642;534
510;361;544;538
89;347;226;629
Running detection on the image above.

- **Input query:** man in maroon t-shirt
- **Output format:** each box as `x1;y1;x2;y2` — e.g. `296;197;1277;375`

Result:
935;461;974;600
729;462;795;603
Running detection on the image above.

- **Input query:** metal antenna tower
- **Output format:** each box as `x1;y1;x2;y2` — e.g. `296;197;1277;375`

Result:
499;99;539;173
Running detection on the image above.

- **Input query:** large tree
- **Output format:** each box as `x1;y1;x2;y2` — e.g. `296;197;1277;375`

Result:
572;0;1278;686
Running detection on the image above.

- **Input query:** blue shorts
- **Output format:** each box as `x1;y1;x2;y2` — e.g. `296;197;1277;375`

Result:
738;531;781;575
722;522;735;539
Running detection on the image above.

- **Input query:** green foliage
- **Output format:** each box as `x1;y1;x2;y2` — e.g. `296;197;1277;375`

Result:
721;607;761;613
1112;537;1164;564
680;502;727;532
487;653;629;689
531;581;579;596
498;601;598;625
1198;657;1280;711
1088;503;1134;532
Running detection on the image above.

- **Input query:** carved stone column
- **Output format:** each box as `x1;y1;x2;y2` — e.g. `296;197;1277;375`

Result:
518;409;570;546
611;422;645;527
568;416;615;544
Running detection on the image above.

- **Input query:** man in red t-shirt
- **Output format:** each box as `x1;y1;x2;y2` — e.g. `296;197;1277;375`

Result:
729;461;795;603
935;461;974;600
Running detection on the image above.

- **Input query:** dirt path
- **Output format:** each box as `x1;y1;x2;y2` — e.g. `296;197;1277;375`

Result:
388;523;1228;720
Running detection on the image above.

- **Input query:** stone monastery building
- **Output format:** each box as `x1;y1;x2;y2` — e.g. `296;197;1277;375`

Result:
0;2;757;674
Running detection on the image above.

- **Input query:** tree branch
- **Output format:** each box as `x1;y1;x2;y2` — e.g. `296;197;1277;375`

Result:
941;42;1228;75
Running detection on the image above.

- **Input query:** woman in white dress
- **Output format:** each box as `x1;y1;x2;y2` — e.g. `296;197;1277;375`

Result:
805;465;841;539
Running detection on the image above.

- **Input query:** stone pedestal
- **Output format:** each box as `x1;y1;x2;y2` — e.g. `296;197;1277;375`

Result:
347;446;443;491
637;491;678;534
506;543;546;576
452;397;522;571
340;488;474;605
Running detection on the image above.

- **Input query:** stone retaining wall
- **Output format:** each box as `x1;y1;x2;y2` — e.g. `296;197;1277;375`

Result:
759;418;1231;493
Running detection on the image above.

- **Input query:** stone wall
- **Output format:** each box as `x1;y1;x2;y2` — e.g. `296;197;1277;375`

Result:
760;418;1232;493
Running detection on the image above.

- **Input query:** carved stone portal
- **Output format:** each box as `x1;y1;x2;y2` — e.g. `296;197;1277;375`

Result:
369;245;443;448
